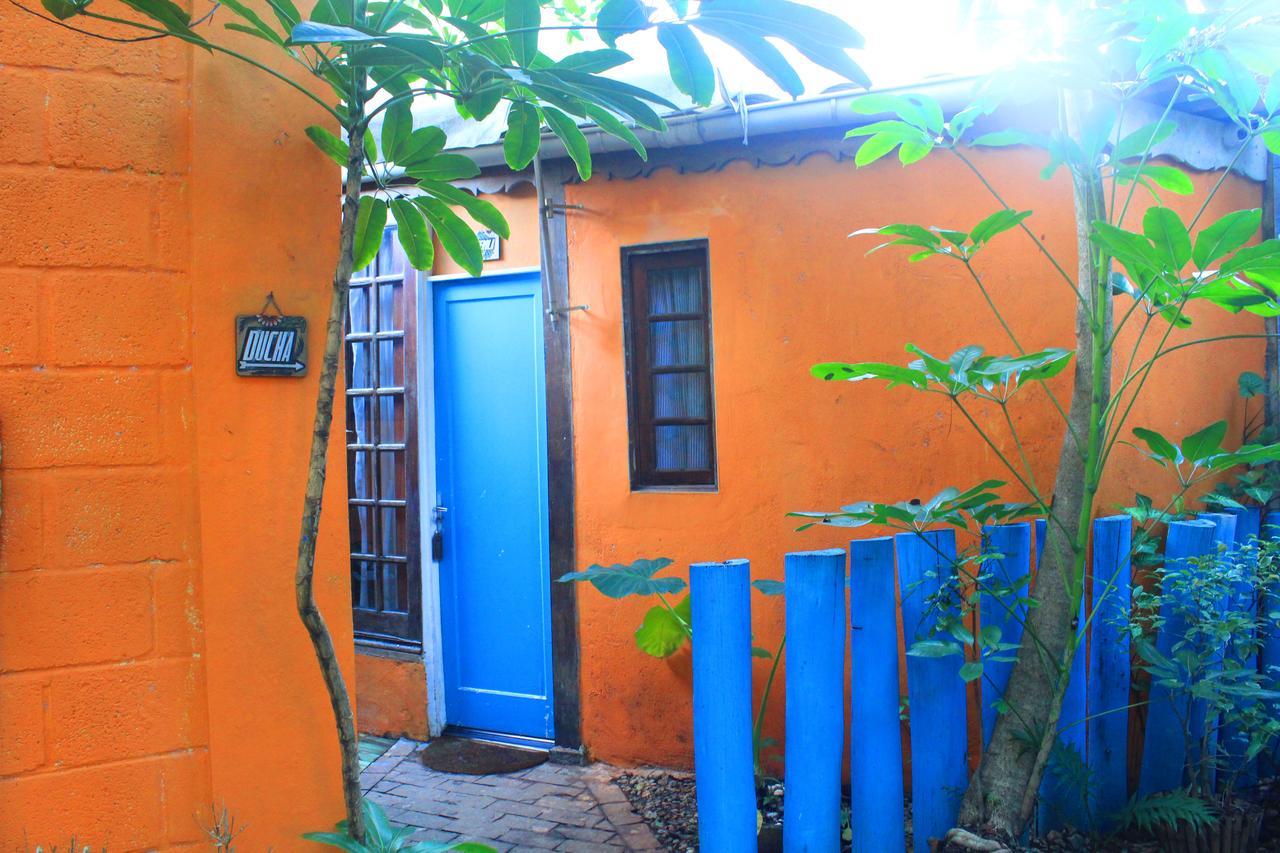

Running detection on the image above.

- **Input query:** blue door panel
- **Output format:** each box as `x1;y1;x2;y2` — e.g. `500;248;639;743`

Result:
434;272;554;740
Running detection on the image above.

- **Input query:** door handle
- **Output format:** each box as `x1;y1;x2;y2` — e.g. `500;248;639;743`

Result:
432;506;446;561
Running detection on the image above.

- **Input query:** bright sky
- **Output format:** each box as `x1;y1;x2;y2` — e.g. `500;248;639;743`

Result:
546;1;1072;101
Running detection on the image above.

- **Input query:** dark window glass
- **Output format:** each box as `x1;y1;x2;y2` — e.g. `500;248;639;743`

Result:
345;224;422;648
623;243;717;489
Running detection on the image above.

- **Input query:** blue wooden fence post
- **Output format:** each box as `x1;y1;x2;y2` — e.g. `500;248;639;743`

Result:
896;529;966;853
849;537;906;853
979;523;1031;746
783;549;847;852
1223;506;1262;786
1039;517;1088;832
690;559;757;852
1139;519;1217;796
1087;515;1132;829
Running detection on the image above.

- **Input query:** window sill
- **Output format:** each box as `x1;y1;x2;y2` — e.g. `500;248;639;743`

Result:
630;484;719;494
355;638;424;661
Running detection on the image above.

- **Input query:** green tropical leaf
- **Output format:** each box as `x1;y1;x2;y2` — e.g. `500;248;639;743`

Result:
353;196;387;270
503;102;541;170
1132;427;1180;465
634;597;691;657
657;23;715;106
305;125;349;166
584;104;647;161
542;106;592;180
1132;164;1193;195
909;640;964;658
752;579;785;596
1112;120;1176;161
1193;209;1261;269
40;0;85;19
810;361;928;389
414;196;483;276
220;0;285;44
555;49;632;73
1239;370;1265;398
598;0;652;48
118;0;197;37
381;101;413;162
692;17;803;97
504;0;540;66
959;660;983;682
398;127;448;167
969;209;1032;246
1181;421;1227;465
558;557;686;598
404;153;481;181
970;129;1030;147
419;181;510;240
1143;206;1191;270
390;197;434;270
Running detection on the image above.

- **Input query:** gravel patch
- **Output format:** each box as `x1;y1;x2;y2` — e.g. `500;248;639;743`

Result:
615;771;698;852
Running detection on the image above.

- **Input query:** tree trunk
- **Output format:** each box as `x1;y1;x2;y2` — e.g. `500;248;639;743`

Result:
294;125;366;840
958;90;1111;836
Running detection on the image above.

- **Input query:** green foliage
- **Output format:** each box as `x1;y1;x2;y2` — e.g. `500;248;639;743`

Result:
559;557;685;599
634;595;690;656
1117;790;1217;834
806;0;1280;831
306;799;494;851
47;0;866;275
1203;371;1280;512
792;481;1038;532
812;344;1074;403
1123;541;1280;798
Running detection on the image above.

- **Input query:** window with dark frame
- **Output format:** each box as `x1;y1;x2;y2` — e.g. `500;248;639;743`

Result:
346;225;422;649
622;242;717;489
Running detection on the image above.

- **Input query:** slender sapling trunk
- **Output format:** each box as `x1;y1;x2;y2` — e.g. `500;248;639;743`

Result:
294;116;367;840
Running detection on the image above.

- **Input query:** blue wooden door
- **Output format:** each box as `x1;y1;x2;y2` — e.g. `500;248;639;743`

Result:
434;271;554;740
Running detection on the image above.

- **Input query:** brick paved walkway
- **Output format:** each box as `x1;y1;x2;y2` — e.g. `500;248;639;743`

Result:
359;738;663;851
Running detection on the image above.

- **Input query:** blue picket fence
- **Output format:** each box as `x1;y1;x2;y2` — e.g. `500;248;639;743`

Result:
688;510;1280;852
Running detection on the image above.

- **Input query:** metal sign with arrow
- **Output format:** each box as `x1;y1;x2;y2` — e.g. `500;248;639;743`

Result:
236;293;308;377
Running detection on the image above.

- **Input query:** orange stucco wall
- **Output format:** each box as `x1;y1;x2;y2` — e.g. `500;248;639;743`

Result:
355;653;429;741
563;148;1265;769
0;3;352;847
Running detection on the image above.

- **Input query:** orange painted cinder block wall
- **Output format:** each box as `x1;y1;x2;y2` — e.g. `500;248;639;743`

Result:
564;149;1265;770
0;3;353;848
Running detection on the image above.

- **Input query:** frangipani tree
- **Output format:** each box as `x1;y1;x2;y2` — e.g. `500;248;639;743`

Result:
24;0;865;837
802;0;1280;839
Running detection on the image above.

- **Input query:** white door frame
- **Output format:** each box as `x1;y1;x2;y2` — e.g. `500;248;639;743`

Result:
414;265;544;737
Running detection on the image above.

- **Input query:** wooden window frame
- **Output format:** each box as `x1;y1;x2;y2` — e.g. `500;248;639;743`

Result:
621;240;718;491
346;226;423;651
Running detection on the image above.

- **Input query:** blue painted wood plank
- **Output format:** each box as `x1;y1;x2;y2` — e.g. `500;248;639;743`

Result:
1139;519;1217;797
849;537;906;853
979;523;1032;747
1222;506;1262;786
691;559;757;852
1087;515;1132;829
896;529;966;853
783;549;847;852
1039;517;1088;831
